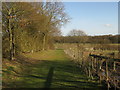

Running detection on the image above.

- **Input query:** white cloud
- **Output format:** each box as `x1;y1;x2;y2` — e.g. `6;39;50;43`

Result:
104;24;112;27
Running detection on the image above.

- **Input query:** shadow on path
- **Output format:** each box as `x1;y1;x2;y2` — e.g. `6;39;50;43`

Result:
44;66;54;88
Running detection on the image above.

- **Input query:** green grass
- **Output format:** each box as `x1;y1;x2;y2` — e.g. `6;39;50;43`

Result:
3;50;105;89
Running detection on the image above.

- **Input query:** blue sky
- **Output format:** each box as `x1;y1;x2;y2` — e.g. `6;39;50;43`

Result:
61;2;118;36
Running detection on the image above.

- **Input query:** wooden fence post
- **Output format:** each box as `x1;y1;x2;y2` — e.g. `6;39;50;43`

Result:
106;59;110;90
106;60;108;80
113;61;116;71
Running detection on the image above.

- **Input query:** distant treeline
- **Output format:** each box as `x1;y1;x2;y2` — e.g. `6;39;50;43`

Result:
54;35;120;44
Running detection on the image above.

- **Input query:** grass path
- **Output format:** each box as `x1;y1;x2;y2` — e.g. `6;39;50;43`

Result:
3;49;105;89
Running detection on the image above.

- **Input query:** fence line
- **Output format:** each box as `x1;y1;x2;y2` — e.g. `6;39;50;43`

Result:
89;54;120;89
63;44;120;89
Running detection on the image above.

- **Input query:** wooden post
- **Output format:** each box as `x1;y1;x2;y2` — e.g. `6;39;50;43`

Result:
96;58;99;72
113;61;116;71
91;56;94;79
91;57;94;70
98;58;103;84
95;58;97;69
106;60;109;81
113;77;117;90
99;60;102;70
88;56;90;77
106;59;110;90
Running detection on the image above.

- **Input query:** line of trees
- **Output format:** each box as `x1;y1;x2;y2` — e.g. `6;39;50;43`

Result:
2;2;69;60
54;29;120;44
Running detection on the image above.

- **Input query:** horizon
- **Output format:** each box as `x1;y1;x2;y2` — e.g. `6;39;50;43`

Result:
61;33;119;36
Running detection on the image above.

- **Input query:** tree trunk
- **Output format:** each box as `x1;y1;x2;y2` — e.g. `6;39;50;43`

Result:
42;33;46;51
12;27;15;59
8;18;14;60
8;11;15;60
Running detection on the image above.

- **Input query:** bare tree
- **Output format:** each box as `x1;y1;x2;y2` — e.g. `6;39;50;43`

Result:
68;29;87;36
67;29;88;43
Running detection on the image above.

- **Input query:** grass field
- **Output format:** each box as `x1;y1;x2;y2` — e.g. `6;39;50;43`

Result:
55;43;120;58
3;49;105;89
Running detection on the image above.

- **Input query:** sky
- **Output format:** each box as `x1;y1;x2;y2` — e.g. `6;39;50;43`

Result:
61;2;118;36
